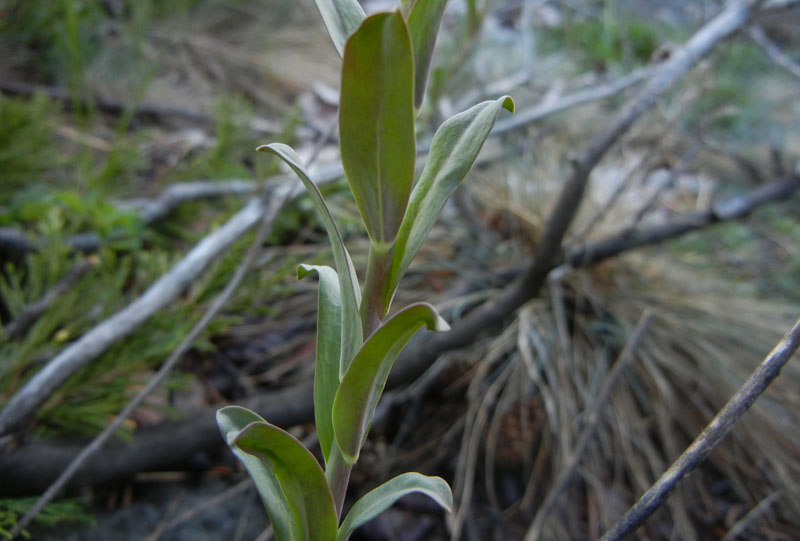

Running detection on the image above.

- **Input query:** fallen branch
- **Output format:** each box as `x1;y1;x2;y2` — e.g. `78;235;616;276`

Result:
390;0;762;391
599;317;800;541
565;173;800;267
491;66;654;136
117;180;258;225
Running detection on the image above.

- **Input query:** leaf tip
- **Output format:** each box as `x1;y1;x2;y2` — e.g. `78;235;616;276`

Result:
297;264;312;280
501;96;515;113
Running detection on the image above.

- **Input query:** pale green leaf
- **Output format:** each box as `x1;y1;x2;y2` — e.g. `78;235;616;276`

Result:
297;264;341;465
258;143;362;372
337;472;452;541
340;11;416;247
233;418;338;541
332;303;449;463
389;96;514;294
407;0;449;109
217;406;298;541
313;0;366;57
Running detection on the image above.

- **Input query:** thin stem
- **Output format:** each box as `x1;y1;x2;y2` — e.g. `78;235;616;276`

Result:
360;244;394;337
325;446;353;518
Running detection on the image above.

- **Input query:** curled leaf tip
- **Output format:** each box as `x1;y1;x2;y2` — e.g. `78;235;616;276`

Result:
501;96;515;113
255;144;271;152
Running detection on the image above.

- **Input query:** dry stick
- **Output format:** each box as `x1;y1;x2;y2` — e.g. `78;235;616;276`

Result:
748;26;800;81
120;179;258;225
0;198;264;437
2;259;96;340
599;317;800;541
524;311;653;541
491;66;654;136
8;184;291;539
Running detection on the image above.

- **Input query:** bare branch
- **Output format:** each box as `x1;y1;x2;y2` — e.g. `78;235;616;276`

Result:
491;66;654;135
119;180;258;225
566;174;800;267
748;25;800;81
599;317;800;541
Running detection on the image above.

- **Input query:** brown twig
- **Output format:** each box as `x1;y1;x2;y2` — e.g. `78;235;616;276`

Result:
599;317;800;541
524;311;653;540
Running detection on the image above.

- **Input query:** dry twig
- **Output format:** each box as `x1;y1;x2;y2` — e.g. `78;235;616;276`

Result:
600;317;800;541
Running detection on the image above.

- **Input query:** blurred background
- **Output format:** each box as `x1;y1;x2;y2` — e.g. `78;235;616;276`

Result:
1;0;799;539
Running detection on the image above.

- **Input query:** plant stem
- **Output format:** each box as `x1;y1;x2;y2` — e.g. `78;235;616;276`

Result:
360;244;394;337
325;446;353;517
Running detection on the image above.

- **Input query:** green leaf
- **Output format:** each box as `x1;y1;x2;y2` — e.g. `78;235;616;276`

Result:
340;11;416;247
313;0;366;57
407;0;449;109
389;96;514;293
337;472;453;541
232;415;338;541
258;143;362;372
216;406;299;541
297;264;341;465
332;303;449;463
